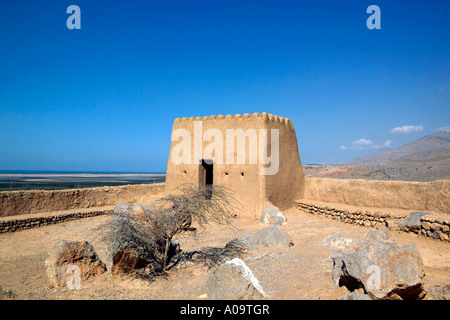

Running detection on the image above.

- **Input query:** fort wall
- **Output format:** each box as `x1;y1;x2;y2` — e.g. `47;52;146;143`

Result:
303;177;450;214
0;183;165;218
0;178;448;219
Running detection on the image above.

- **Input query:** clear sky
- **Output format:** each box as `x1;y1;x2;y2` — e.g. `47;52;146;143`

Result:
1;0;449;172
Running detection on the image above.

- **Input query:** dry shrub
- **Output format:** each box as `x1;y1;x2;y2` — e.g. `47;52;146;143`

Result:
105;184;240;274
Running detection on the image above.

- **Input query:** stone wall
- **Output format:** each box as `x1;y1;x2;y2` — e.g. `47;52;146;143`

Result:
304;178;450;214
416;215;449;242
0;183;165;218
0;209;112;233
295;201;449;243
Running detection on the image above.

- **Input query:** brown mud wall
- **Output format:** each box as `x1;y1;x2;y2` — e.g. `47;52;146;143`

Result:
0;183;165;217
1;178;449;219
303;178;449;214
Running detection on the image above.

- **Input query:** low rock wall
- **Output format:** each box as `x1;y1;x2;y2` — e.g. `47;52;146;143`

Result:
295;201;449;243
0;209;112;233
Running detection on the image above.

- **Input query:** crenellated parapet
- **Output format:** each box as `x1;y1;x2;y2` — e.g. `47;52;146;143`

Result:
174;112;293;127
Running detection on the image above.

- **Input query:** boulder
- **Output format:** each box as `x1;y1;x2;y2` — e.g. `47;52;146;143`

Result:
257;226;292;248
45;240;106;288
396;212;431;233
225;235;258;252
111;246;154;275
339;292;372;300
366;227;391;241
331;241;425;300
206;258;267;300
110;239;180;275
428;284;450;300
330;250;346;284
260;205;286;226
321;234;356;249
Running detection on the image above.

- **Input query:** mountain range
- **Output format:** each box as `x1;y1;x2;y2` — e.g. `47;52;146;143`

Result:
345;131;450;167
303;131;450;181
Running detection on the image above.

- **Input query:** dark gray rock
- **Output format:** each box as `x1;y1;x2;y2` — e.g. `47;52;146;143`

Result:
257;226;292;248
225;235;258;252
206;258;267;300
260;205;286;226
397;212;431;233
330;250;346;284
366;227;391;241
331;241;425;300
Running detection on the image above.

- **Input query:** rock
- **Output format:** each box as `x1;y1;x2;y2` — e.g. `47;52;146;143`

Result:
45;240;106;288
206;258;267;300
0;285;15;299
110;244;152;275
330;250;346;284
331;241;425;300
397;212;431;233
321;234;356;249
260;205;286;226
114;203;147;216
225;235;258;252
421;221;431;230
257;226;292;248
430;223;442;232
387;220;399;230
428;284;450;300
433;231;448;241
110;239;180;275
366;227;391;241
339;292;372;300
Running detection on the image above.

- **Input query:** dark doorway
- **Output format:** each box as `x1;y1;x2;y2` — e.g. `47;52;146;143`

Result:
201;159;213;199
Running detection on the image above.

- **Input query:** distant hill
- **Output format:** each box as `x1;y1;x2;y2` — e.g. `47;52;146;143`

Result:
345;131;450;167
303;131;450;182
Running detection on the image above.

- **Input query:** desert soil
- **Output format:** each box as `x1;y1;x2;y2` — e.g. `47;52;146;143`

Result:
0;206;449;300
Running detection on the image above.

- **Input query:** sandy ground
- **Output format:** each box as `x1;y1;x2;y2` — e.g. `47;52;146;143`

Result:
0;206;449;300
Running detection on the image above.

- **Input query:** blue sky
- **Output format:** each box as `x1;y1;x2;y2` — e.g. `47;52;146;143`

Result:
0;0;449;172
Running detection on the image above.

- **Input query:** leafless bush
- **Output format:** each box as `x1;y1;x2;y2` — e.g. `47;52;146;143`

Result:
170;246;243;270
104;207;162;272
104;184;240;274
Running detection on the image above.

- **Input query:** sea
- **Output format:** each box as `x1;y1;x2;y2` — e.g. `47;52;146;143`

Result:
0;170;166;191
